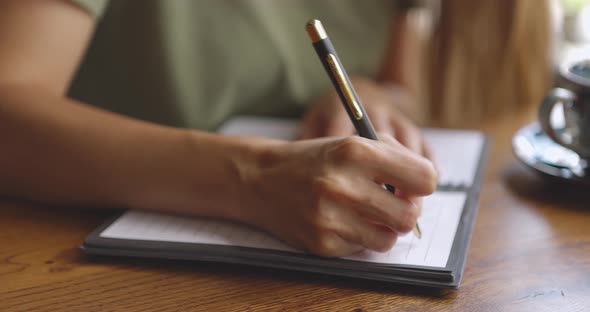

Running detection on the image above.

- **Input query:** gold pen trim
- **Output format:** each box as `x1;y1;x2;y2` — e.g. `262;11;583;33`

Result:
305;19;327;43
326;54;363;120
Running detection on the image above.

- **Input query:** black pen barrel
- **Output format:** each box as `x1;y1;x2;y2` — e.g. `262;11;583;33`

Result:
311;38;378;141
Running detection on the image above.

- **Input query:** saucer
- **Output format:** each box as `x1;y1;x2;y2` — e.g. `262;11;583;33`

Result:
512;122;590;184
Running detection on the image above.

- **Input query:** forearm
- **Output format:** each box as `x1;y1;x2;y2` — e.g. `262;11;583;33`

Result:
0;84;261;219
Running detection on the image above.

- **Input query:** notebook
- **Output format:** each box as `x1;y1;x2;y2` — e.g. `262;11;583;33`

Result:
82;116;488;288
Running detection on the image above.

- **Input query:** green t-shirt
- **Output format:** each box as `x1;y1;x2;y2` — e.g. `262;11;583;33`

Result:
70;0;395;130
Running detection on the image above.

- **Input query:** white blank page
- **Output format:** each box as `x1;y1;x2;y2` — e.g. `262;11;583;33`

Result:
422;129;484;187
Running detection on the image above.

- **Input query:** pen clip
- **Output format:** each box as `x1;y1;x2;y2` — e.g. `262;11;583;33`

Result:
326;54;363;120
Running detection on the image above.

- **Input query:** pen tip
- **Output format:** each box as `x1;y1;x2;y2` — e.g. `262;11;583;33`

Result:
413;223;422;239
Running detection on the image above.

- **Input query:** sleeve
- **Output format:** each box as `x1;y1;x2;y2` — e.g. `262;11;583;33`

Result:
70;0;111;19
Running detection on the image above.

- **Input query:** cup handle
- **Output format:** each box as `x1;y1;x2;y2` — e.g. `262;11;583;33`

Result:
539;87;578;150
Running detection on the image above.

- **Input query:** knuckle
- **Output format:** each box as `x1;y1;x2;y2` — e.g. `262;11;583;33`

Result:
311;177;338;201
311;176;355;203
303;209;336;257
309;203;336;233
311;176;333;198
331;137;373;164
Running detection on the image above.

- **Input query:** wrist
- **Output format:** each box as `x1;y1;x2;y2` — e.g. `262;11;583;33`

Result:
223;135;287;226
170;130;272;222
134;129;287;226
122;129;271;221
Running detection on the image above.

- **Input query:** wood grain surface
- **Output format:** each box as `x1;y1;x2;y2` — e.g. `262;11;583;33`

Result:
1;112;589;312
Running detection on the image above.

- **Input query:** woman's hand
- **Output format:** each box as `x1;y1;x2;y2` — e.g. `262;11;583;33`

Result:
300;78;431;159
236;134;437;257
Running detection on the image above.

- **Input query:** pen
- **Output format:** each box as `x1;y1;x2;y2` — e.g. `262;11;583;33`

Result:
305;19;422;239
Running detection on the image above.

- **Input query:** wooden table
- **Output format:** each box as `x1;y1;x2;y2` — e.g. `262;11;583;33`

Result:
1;113;589;311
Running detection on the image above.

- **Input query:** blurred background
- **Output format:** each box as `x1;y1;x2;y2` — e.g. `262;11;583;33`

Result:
404;0;590;128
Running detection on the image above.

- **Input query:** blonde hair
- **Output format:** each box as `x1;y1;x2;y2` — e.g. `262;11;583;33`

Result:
424;0;552;127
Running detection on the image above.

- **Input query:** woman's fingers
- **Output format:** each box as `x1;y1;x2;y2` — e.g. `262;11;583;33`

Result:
346;180;422;234
371;112;395;138
299;105;355;139
421;141;437;166
310;198;396;255
390;116;424;157
330;137;436;195
311;178;415;254
334;210;399;253
395;189;423;218
299;110;323;139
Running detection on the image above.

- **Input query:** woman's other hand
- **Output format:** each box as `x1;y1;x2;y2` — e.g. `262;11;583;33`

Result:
299;77;431;160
